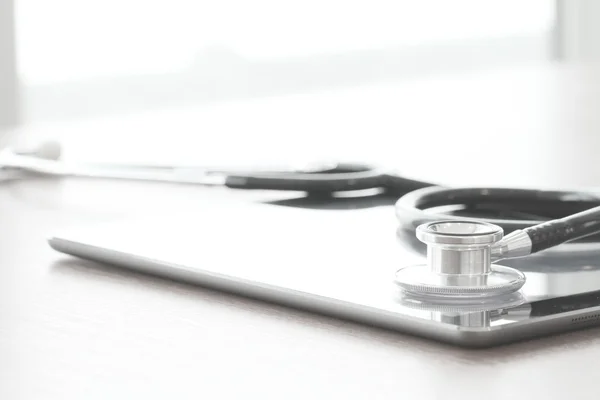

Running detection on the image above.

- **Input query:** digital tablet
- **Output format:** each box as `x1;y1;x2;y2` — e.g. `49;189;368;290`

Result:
48;202;600;347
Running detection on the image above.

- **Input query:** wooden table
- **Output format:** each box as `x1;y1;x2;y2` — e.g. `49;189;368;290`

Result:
2;63;600;399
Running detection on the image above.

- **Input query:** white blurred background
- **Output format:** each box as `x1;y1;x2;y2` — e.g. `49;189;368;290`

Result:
14;0;555;122
1;0;600;179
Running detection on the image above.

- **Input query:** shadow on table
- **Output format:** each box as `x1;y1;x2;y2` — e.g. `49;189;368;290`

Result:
264;192;398;210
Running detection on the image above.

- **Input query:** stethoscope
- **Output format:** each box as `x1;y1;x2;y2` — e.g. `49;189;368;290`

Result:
3;140;600;303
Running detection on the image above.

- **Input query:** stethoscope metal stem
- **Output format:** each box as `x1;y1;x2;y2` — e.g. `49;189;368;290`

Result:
417;221;504;276
428;246;492;275
490;229;533;261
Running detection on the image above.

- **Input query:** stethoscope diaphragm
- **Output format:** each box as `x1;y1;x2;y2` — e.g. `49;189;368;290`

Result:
394;221;526;300
395;263;526;299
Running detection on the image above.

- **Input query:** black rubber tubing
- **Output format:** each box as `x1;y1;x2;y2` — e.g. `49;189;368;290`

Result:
394;186;600;243
525;205;600;252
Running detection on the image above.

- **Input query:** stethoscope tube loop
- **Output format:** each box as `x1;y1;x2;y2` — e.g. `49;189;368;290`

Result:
395;186;600;236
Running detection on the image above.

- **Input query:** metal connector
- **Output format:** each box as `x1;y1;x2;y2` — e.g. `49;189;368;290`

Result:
490;230;532;262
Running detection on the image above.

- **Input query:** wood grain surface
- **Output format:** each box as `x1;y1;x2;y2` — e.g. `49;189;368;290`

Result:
2;63;600;399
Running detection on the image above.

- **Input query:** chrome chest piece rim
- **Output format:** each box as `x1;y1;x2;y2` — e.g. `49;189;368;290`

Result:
395;221;526;299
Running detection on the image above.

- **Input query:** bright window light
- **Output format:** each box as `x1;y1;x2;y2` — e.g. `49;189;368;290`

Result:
16;0;555;85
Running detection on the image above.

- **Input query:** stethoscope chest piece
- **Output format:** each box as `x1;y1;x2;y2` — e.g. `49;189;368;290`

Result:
395;221;526;300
